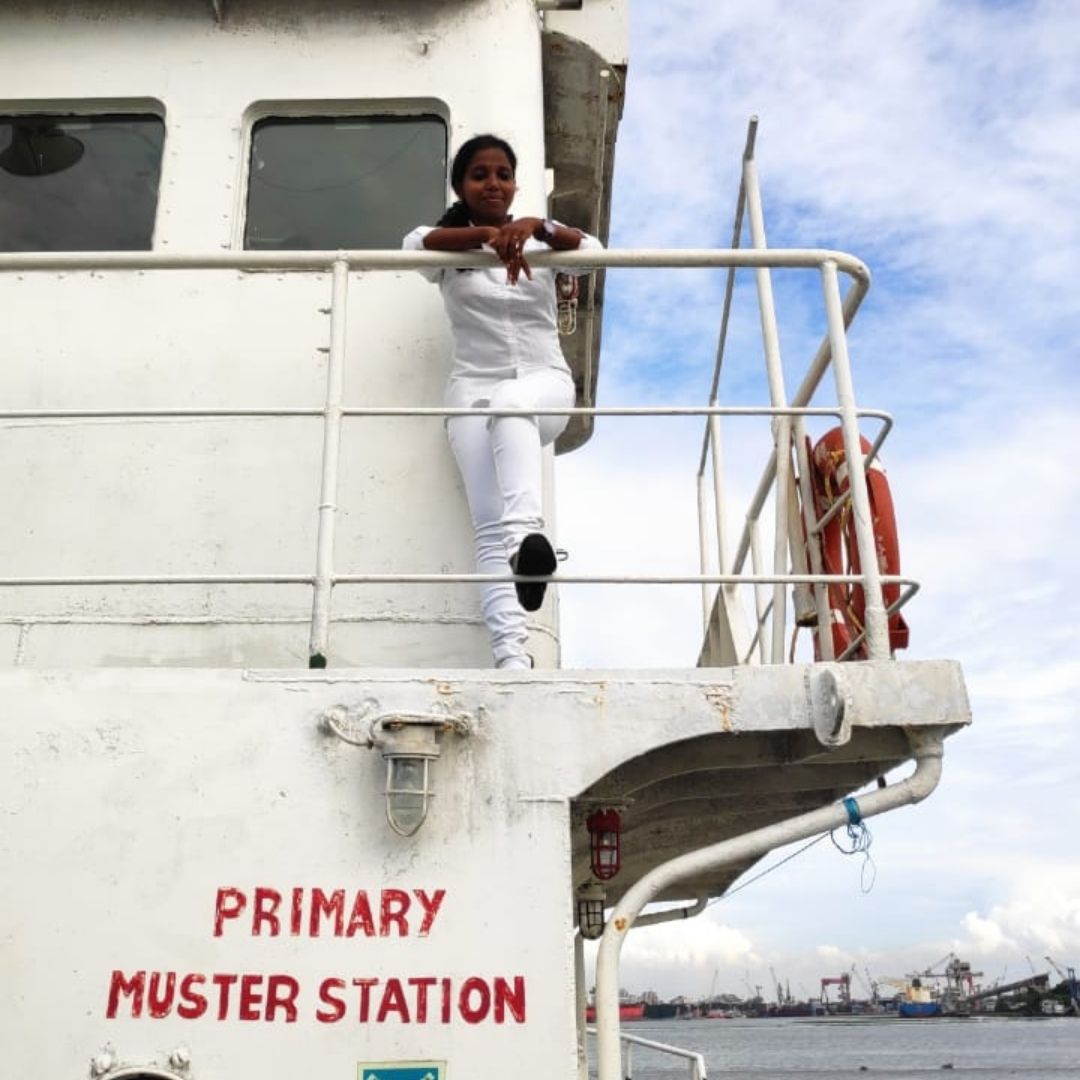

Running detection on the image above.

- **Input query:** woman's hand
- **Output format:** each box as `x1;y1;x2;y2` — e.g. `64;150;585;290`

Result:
490;218;543;285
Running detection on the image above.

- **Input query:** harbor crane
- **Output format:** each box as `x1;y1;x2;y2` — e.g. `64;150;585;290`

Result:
769;966;785;1006
820;972;851;1011
852;964;879;1004
1045;956;1080;1016
908;952;982;996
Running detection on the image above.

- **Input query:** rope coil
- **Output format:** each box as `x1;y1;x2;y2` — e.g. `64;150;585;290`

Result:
832;796;876;892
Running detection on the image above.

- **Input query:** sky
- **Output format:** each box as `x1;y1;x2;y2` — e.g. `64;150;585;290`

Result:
555;0;1080;1002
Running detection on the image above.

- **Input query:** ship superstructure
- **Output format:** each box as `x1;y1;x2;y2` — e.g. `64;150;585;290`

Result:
0;3;969;1079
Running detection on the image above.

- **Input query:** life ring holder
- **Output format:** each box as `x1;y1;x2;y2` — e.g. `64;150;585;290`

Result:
803;426;909;660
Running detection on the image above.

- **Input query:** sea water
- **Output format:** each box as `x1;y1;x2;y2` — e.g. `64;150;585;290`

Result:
589;1016;1080;1078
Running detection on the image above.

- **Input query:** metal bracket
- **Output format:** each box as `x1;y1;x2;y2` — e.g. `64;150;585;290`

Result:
89;1043;191;1079
807;667;852;747
321;698;478;748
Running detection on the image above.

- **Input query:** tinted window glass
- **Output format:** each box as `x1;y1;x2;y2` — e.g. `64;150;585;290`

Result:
0;113;164;251
245;115;446;250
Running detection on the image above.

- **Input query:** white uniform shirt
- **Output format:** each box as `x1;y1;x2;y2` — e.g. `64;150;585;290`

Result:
402;223;601;406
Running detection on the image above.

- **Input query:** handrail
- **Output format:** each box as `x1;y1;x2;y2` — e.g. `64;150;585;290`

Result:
586;1027;707;1080
0;405;890;421
0;243;880;667
0;572;916;588
689;116;892;667
0;246;871;278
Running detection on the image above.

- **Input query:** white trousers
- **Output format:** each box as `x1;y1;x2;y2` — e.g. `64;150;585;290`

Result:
446;368;574;669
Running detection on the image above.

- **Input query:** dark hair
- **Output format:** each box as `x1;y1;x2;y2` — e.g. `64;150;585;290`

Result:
437;134;517;228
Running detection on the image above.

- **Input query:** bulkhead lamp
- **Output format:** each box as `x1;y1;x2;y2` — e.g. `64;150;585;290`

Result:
379;723;440;837
586;807;622;880
321;701;476;838
576;882;607;940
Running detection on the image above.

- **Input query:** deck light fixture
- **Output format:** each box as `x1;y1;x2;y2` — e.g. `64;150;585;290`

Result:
586;807;622;881
379;721;441;837
576;882;606;940
322;702;476;838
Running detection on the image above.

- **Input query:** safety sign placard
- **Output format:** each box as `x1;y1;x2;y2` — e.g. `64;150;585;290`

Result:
359;1062;445;1080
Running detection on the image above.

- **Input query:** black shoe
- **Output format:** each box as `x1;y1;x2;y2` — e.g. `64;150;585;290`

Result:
509;533;557;612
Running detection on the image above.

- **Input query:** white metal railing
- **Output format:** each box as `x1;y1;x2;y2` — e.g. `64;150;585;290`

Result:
0;197;905;666
693;116;911;668
586;1027;706;1080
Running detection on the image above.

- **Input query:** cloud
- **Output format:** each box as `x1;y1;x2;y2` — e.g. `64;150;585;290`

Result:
585;913;760;999
563;0;1080;999
960;912;1017;956
954;868;1080;961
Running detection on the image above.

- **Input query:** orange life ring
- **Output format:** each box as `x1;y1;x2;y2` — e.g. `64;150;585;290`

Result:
803;427;909;660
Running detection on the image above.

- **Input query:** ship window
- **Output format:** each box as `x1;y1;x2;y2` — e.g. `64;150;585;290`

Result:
0;113;164;251
244;114;446;250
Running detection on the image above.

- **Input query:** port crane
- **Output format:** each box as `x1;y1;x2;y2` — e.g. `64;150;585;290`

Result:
769;966;785;1006
1045;956;1080;1016
852;964;879;1004
820;972;851;1011
908;952;982;996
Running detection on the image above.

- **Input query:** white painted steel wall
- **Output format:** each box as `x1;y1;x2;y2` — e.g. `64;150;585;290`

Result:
0;663;970;1079
0;669;579;1079
0;0;580;668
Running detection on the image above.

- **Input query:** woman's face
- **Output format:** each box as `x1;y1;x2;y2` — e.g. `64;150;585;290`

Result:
456;147;516;226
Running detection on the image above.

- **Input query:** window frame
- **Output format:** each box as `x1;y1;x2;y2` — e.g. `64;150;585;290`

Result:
0;97;166;251
235;98;450;252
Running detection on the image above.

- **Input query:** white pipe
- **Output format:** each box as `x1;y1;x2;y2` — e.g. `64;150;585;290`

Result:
574;933;587;1080
820;260;889;660
632;895;707;929
594;733;945;1080
308;257;350;666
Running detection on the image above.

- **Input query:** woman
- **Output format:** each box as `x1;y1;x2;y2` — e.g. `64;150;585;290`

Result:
403;134;601;670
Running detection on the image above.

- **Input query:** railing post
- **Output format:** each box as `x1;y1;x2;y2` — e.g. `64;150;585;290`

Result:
308;255;350;667
791;437;835;660
743;154;793;664
696;473;712;629
820;259;889;660
708;414;728;576
749;519;768;663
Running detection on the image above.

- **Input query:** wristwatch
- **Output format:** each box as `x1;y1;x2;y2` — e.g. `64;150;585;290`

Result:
535;218;557;243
